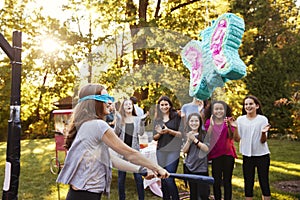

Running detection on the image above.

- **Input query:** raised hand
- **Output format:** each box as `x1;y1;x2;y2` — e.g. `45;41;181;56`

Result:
226;117;237;128
262;124;271;133
187;131;196;142
260;124;271;143
210;115;215;126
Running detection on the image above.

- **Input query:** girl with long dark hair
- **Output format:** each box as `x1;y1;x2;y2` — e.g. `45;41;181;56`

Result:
182;112;210;200
153;96;183;200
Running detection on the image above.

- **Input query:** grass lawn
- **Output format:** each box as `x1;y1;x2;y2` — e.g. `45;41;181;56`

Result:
0;138;299;199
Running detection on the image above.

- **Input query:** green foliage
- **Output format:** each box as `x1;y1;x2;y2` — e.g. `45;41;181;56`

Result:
243;34;300;136
230;0;300;136
211;80;249;118
245;47;290;134
0;0;299;140
0;58;11;140
0;0;79;140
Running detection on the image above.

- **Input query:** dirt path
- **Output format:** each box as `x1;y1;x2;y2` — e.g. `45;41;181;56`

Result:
273;180;300;194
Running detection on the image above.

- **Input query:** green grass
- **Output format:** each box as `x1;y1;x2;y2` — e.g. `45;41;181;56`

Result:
0;139;299;199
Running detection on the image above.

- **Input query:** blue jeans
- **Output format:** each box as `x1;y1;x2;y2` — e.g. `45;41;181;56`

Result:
156;150;180;200
118;170;144;200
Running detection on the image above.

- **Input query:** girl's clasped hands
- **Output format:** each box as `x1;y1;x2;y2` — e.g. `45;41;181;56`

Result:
155;124;168;135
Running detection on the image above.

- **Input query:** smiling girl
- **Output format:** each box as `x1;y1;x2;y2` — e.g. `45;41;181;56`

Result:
153;96;183;200
204;101;237;200
229;95;271;200
114;99;145;200
182;112;210;200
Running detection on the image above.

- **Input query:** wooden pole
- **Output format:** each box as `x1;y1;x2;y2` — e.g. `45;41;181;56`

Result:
0;31;22;200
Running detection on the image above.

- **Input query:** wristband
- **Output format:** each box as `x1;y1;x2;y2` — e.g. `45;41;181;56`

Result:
194;140;200;145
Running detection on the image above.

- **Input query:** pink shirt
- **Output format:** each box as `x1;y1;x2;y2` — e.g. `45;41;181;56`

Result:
205;119;237;160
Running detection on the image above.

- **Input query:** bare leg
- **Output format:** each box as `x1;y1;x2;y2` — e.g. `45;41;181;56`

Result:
262;196;271;200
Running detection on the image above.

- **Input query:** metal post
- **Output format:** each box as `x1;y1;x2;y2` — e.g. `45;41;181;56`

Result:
0;31;22;200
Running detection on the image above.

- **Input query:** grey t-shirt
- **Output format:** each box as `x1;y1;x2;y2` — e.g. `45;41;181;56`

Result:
185;133;210;173
56;119;112;194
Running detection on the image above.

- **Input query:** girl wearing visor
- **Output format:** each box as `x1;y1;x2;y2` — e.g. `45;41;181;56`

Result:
57;84;168;200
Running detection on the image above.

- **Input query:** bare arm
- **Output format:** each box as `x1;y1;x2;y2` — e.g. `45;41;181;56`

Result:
225;117;234;139
260;124;271;143
226;117;240;142
182;137;192;153
102;128;168;178
206;116;214;135
153;124;182;140
163;127;182;138
232;128;241;142
153;124;162;141
227;125;233;139
194;139;209;152
109;149;141;173
153;132;161;141
140;111;149;121
260;132;267;143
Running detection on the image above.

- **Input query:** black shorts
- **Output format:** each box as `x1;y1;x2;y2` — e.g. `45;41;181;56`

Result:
66;186;102;200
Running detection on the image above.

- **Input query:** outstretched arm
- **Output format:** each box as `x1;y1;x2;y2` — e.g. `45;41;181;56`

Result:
109;149;141;173
103;128;169;178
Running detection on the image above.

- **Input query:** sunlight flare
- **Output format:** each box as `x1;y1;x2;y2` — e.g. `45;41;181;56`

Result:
42;38;60;54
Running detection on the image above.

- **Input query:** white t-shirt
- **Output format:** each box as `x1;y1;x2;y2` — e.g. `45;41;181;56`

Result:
237;115;270;157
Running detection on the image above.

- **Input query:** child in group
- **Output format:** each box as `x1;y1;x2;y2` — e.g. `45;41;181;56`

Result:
182;112;210;200
56;84;168;200
153;95;183;200
229;95;271;200
204;100;237;200
114;99;145;200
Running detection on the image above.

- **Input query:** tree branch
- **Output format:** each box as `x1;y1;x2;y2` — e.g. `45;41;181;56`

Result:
154;0;161;19
170;0;201;13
